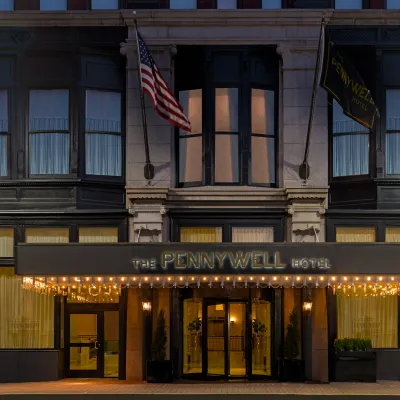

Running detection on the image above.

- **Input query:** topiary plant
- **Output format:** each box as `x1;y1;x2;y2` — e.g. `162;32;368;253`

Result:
284;309;300;360
152;310;167;362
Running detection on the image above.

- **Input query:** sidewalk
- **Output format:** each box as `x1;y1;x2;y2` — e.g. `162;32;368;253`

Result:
1;379;400;397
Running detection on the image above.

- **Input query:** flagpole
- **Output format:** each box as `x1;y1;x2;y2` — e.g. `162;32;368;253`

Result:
134;18;154;181
299;12;326;182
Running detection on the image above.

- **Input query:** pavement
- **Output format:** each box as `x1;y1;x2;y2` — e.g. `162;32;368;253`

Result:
1;379;400;398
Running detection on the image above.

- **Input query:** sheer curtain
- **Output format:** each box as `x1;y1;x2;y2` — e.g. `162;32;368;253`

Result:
85;90;121;176
386;227;400;242
0;273;54;348
333;100;369;177
40;0;67;10
0;228;13;257
385;90;400;174
179;89;203;183
0;0;13;11
25;227;69;243
91;0;119;9
337;290;398;348
29;90;69;175
231;227;274;243
79;227;118;243
0;90;8;177
180;227;223;243
336;227;376;242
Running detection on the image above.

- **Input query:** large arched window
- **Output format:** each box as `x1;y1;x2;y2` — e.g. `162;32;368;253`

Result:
176;46;278;187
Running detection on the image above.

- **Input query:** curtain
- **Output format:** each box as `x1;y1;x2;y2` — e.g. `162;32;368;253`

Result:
262;0;282;8
40;0;67;10
91;0;119;9
337;291;398;348
336;227;376;242
0;228;13;257
170;0;196;8
385;90;400;174
386;227;400;243
0;89;7;176
179;89;203;183
232;227;274;243
0;0;13;10
25;227;69;243
180;227;223;243
217;0;237;8
85;90;121;177
332;100;369;177
0;135;6;176
335;0;362;8
79;227;118;243
387;0;400;8
0;274;54;348
29;90;69;175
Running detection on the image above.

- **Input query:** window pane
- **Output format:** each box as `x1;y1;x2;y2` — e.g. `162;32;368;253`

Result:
179;90;202;135
40;0;67;10
25;227;69;243
217;0;237;8
335;0;362;8
386;90;400;174
91;0;119;8
180;227;222;243
0;90;8;132
336;227;376;242
215;88;238;132
251;136;275;184
386;227;400;243
215;134;239;183
0;0;13;10
0;274;54;348
79;227;118;243
387;0;400;8
333;99;367;134
337;290;397;348
170;0;196;8
179;137;203;183
0;136;6;177
232;227;274;243
85;90;121;176
262;0;281;8
252;89;274;135
183;298;202;374
0;228;13;257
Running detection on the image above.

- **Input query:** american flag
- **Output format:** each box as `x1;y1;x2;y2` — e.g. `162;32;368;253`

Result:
136;30;191;132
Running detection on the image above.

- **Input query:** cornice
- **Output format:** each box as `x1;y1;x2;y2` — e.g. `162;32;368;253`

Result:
285;187;329;202
126;187;169;201
0;179;123;188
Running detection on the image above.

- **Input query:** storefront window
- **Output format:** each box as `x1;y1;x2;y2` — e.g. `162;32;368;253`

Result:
386;226;400;242
180;227;222;243
335;227;376;242
0;267;55;348
251;299;271;376
337;287;398;348
25;227;69;243
183;298;203;374
78;227;118;243
232;227;274;242
0;227;13;257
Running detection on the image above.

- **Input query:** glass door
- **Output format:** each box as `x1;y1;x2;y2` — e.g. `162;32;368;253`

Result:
67;312;103;378
228;302;246;377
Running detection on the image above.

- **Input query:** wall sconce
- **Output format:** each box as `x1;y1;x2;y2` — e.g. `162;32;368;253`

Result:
142;302;152;312
230;317;236;323
303;301;312;313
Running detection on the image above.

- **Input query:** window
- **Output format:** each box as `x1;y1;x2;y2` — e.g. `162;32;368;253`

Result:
337;289;397;348
332;99;369;177
335;0;362;8
215;88;239;183
91;0;119;8
126;0;166;8
170;0;196;8
386;227;400;243
40;0;67;10
386;89;400;175
232;227;274;242
25;227;69;243
29;89;69;175
79;227;118;243
387;0;400;9
335;227;376;242
0;228;13;257
179;89;203;184
217;0;237;8
262;0;281;7
251;89;275;184
0;90;8;177
85;90;122;177
0;0;13;10
180;227;223;243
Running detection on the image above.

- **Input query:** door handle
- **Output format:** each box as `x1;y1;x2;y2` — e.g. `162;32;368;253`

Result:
94;341;100;349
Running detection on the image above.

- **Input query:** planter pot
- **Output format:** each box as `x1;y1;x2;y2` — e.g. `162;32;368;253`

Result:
146;360;173;383
280;359;305;382
334;351;376;382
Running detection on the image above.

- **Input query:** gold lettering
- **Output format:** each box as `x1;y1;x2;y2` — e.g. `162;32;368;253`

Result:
228;252;251;269
187;252;200;269
201;252;214;269
252;252;263;269
275;251;286;268
176;251;186;269
216;252;228;268
161;251;174;269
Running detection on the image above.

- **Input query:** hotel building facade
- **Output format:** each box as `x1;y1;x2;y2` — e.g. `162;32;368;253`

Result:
1;0;400;384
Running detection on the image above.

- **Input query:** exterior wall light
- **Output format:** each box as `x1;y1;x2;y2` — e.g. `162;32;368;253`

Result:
142;302;152;312
303;301;312;313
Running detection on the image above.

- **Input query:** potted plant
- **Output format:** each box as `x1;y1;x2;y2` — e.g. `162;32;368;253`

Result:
146;310;173;383
187;317;202;336
281;309;305;382
252;319;267;367
334;338;376;382
187;317;202;365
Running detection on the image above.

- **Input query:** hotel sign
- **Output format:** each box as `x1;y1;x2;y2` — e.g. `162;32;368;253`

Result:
131;251;331;274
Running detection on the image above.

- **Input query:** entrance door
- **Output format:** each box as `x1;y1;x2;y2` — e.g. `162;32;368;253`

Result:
205;300;247;378
66;309;120;378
